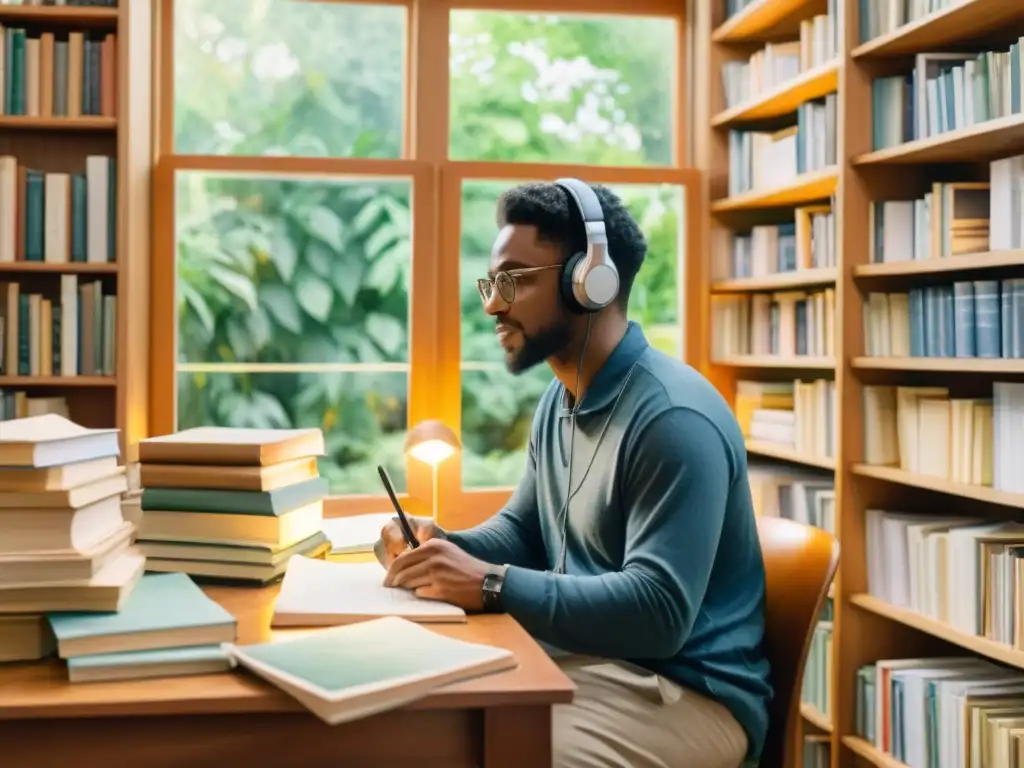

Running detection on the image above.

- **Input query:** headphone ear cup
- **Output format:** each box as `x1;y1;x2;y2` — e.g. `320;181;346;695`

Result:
560;252;588;313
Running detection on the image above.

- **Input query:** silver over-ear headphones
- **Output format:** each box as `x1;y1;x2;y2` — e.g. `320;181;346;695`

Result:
553;178;620;313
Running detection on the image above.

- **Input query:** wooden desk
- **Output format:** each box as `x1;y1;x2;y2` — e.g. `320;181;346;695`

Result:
0;581;575;767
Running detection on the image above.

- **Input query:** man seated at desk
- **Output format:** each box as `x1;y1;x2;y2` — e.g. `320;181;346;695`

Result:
379;179;772;768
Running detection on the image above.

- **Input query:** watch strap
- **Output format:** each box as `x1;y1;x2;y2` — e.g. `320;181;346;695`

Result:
481;570;505;612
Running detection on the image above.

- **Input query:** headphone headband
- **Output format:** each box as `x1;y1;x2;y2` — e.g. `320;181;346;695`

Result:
553;178;619;313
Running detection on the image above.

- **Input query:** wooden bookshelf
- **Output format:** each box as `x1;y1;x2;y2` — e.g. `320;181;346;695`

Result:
0;6;119;27
710;0;827;43
853;112;1024;166
694;1;1024;766
746;439;835;471
711;266;837;292
711;59;839;126
853;249;1024;279
850;0;1024;58
709;166;838;213
0;3;153;459
851;463;1024;509
713;355;835;369
801;702;832;733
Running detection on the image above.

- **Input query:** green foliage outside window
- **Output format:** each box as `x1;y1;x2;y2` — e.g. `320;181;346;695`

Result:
173;0;685;494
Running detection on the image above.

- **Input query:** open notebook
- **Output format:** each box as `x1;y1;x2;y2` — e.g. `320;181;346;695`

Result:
321;512;395;557
271;556;466;627
227;616;516;725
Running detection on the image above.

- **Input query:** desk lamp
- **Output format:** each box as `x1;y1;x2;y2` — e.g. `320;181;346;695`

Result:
404;419;461;522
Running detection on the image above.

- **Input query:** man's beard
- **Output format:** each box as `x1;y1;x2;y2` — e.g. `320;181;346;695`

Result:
505;321;573;375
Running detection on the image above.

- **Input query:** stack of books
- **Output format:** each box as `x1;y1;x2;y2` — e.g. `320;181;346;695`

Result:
46;572;237;683
0;414;143;663
134;427;331;584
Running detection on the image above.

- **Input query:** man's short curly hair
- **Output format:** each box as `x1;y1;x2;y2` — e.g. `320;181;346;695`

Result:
495;182;647;310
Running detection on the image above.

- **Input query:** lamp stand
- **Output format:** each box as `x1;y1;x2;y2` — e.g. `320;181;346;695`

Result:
431;461;439;523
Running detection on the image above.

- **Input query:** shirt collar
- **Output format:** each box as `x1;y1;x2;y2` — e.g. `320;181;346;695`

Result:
559;321;649;417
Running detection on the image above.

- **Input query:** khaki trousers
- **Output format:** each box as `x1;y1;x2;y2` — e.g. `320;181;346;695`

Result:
552;655;749;768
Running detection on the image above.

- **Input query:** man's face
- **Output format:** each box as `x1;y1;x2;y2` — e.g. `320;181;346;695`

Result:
481;224;573;374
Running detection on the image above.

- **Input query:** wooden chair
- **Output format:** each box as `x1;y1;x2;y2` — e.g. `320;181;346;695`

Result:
756;515;839;768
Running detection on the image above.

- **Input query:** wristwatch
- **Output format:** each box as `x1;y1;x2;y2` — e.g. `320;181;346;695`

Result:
481;567;507;612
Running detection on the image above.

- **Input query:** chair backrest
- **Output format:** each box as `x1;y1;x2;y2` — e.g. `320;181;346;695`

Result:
756;515;839;768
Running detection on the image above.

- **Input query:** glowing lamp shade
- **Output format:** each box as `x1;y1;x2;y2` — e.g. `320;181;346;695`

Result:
404;420;461;522
407;438;456;467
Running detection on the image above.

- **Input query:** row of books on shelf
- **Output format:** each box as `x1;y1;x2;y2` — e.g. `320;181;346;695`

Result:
871;157;1024;263
713;205;837;281
0;389;66;419
739;378;837;461
870;181;989;264
746;464;835;534
801;599;833;721
873;45;1022;150
864;509;1024;645
0;28;116;119
0;154;116;264
858;0;963;44
0;276;115;377
720;11;839;111
711;288;836;359
727;93;837;197
862;381;1023;493
862;278;1024;360
855;655;1024;768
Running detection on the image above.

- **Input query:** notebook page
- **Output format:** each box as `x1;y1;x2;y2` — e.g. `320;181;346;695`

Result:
271;556;466;625
321;513;395;554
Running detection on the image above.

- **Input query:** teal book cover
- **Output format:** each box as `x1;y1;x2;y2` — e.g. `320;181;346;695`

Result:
230;617;514;700
140;476;328;516
68;644;231;671
47;572;236;642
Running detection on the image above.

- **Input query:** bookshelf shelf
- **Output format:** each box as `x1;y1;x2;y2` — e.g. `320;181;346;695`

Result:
0;263;118;275
711;267;837;292
713;355;835;369
745;440;836;470
697;0;1024;764
850;0;1024;59
800;702;832;732
711;0;826;43
852;464;1024;509
0;3;153;455
853;113;1024;166
0;376;116;388
842;736;909;768
0;117;116;132
710;167;838;213
853;250;1024;279
850;594;1024;671
0;6;119;27
711;60;840;127
851;357;1024;374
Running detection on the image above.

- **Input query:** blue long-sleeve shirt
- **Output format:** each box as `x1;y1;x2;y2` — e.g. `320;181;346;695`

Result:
447;322;772;761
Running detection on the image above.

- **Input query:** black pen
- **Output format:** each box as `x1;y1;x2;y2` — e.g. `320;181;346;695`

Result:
377;465;419;549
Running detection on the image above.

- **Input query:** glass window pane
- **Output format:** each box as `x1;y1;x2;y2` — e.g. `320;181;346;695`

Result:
175;172;413;494
449;12;677;166
174;0;406;158
459;179;684;489
177;371;407;494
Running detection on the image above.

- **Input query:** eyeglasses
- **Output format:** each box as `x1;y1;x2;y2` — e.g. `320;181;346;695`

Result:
476;264;561;306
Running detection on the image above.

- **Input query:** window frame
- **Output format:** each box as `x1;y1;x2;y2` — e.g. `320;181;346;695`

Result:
152;0;699;525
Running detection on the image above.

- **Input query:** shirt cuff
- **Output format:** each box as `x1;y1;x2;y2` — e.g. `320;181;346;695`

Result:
499;564;549;615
